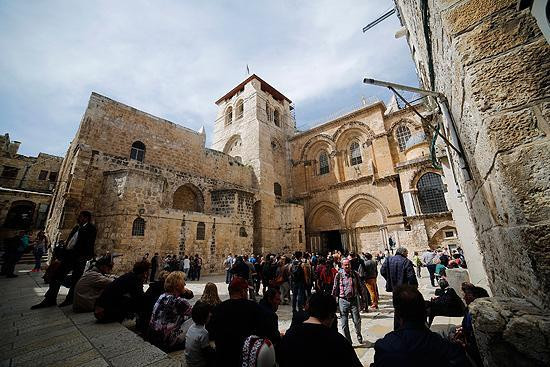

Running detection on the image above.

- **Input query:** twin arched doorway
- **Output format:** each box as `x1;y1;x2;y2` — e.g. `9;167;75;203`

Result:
307;195;388;254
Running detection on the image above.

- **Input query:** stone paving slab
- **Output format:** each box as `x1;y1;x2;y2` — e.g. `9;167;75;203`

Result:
0;265;461;367
0;266;181;367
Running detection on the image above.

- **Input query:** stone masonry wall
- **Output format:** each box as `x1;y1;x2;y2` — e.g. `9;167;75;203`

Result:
395;0;550;308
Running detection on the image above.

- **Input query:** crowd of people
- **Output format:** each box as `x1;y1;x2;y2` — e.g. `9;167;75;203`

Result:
14;210;484;366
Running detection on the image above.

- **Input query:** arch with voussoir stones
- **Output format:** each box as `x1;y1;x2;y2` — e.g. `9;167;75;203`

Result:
409;167;445;191
332;121;375;150
299;134;335;161
307;201;344;232
342;194;389;228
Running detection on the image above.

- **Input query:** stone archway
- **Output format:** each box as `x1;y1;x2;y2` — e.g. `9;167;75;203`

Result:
172;184;204;212
343;195;388;254
307;202;345;253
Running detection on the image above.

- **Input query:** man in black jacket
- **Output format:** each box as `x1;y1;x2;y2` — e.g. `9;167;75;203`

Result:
32;211;97;309
374;285;468;367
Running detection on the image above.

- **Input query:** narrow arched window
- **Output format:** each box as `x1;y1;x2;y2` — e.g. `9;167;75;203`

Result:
130;141;146;162
132;217;145;236
266;103;273;122
225;106;233;126
239;227;248;237
274;182;282;197
274;109;280;127
396;125;412;152
349;141;362;166
319;152;329;175
196;222;205;240
417;173;448;214
299;230;303;243
236;100;244;119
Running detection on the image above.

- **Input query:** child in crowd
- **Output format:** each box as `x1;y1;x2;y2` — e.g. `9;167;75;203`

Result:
185;302;215;367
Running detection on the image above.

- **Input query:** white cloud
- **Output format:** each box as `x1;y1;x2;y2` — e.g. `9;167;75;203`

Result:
0;0;417;156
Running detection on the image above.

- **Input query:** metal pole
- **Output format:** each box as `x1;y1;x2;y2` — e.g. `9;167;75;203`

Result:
387;86;463;156
363;78;441;97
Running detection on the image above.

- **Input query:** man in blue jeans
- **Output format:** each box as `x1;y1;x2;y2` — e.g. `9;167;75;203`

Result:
290;252;306;314
332;258;364;344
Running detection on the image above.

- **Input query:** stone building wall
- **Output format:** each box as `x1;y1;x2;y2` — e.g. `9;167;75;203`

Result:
395;0;550;308
289;98;459;255
45;93;263;274
0;133;62;242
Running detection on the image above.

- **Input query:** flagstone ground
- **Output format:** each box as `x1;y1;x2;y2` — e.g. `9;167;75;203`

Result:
0;265;461;366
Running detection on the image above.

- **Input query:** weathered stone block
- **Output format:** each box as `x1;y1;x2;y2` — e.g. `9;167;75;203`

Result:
443;0;515;35
455;9;541;66
470;297;550;367
466;38;550;115
486;108;544;152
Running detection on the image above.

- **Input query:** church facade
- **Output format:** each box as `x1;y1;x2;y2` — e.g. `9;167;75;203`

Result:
46;75;459;273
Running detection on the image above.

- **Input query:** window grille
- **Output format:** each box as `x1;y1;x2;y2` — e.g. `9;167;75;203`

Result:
319;152;329;175
396;125;411;152
225;107;233;125
132;217;145;236
417;173;448;214
130;141;146;162
236;100;244;119
196;222;206;240
349;141;362;166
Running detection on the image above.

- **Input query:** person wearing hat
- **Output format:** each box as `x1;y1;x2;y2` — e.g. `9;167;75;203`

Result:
208;276;270;366
73;254;115;313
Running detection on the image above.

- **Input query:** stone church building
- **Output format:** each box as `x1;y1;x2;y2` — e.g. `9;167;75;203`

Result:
46;74;459;273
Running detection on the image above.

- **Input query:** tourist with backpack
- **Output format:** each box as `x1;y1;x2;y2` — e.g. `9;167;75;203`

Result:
332;258;364;344
290;251;306;314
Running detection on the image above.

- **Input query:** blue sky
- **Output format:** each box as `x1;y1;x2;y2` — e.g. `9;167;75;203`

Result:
0;0;418;157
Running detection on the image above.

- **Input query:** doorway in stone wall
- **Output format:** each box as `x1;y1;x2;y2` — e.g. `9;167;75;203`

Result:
321;230;343;253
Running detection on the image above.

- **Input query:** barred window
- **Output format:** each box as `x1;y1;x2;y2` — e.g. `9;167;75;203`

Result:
196;222;205;240
132;217;145;236
130;141;146;162
396;125;411;152
349;141;362;166
274;182;282;197
225;106;233;126
236;100;244;119
319;152;329;175
417;173;448;214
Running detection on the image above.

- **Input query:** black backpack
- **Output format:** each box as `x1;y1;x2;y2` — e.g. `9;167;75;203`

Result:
291;261;305;283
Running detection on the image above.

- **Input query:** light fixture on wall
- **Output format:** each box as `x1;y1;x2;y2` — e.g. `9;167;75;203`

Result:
138;208;145;216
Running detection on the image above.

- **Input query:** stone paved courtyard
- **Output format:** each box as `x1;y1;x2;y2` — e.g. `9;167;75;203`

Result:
0;265;462;366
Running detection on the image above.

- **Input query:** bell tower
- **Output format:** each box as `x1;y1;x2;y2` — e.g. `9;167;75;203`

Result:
212;75;303;254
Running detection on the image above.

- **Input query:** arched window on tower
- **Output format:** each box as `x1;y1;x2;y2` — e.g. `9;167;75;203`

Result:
417;173;448;214
274;109;280;127
130;141;146;162
132;217;145;236
349;141;362;166
274;182;282;197
196;222;205;240
225;106;233;126
319;152;329;175
236;100;244;119
396;125;412;152
266;103;273;122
